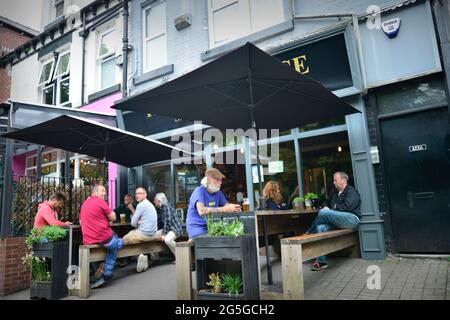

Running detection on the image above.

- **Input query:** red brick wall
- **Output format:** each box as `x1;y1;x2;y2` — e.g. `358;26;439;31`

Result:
0;25;33;103
0;237;30;296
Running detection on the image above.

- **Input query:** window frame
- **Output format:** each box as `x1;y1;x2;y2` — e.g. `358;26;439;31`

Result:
39;49;71;106
207;0;286;48
55;0;65;19
142;1;168;73
38;59;55;87
97;28;116;61
54;50;71;79
97;28;117;90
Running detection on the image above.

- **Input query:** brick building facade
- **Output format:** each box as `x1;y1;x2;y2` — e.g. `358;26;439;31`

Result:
0;16;38;103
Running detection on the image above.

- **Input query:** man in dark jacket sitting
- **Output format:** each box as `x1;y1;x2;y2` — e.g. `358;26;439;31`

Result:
305;171;361;271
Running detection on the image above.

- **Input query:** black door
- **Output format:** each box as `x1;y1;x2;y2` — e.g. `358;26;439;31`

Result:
380;107;450;253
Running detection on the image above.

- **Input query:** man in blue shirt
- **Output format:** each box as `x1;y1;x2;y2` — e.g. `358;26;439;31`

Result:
186;168;242;239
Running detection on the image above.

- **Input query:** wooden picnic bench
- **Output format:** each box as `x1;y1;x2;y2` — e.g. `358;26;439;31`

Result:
281;229;360;300
78;240;170;298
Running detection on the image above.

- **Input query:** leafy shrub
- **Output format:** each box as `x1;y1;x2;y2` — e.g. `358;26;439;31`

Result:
206;217;245;237
221;274;243;296
304;193;319;200
25;226;67;248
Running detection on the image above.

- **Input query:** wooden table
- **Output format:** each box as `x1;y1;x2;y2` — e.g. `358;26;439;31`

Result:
254;209;319;286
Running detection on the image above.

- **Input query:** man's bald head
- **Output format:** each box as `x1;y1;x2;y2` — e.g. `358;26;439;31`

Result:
92;185;107;200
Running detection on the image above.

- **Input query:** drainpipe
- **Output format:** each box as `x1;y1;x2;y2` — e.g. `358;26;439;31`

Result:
1;104;13;238
122;0;129;97
80;11;87;105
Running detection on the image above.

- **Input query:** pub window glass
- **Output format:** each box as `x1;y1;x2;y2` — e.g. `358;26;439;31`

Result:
377;77;447;116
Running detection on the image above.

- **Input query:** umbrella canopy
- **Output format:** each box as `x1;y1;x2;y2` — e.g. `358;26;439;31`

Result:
1;115;190;168
113;42;360;131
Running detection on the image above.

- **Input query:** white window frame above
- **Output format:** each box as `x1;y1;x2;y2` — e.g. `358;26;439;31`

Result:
54;50;71;79
143;1;167;73
39;49;71;107
97;28;117;90
38;59;55;86
207;0;286;48
97;28;116;61
55;0;65;19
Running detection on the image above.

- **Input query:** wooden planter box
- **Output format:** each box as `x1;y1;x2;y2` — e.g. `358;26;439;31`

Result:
30;281;52;300
31;239;69;300
197;290;245;300
194;235;259;300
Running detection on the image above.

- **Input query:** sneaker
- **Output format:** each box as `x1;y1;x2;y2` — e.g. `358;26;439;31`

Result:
136;254;148;273
90;277;106;289
311;262;328;271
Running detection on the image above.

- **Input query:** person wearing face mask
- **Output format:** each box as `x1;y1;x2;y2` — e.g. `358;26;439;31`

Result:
33;192;73;229
186;168;242;239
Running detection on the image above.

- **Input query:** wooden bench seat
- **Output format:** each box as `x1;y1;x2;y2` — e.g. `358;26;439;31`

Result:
281;229;360;300
78;241;170;298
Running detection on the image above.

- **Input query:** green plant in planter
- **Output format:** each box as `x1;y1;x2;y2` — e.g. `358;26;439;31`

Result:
25;226;67;248
292;197;304;203
206;273;222;293
22;253;51;282
221;274;243;296
304;193;319;200
206;216;245;237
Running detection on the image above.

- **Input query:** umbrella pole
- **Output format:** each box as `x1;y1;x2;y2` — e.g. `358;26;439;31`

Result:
250;108;273;285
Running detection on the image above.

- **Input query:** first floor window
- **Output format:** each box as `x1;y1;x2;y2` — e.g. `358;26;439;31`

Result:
39;50;70;106
100;57;116;89
97;28;117;90
208;0;285;47
143;1;167;73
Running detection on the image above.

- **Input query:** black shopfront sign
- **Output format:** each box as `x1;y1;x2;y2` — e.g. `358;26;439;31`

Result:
274;33;353;91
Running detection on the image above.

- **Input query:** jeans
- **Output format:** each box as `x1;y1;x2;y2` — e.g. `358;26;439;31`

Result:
306;208;360;264
102;235;123;278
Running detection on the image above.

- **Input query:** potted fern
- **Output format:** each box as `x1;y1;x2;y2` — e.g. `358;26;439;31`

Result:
198;272;244;300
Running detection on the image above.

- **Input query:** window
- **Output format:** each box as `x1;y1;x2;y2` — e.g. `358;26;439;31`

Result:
208;0;285;47
97;29;117;89
38;60;55;86
54;51;70;78
25;150;105;180
39;51;70;106
55;0;64;18
26;151;59;177
143;1;167;73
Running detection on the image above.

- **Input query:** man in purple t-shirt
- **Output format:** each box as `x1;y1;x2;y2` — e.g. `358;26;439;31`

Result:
186;168;242;239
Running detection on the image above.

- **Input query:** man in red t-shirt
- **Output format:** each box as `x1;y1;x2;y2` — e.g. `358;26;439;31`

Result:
34;192;72;229
80;185;123;288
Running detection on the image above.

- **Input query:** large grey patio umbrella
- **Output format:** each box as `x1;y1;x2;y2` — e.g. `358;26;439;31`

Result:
1;115;190;168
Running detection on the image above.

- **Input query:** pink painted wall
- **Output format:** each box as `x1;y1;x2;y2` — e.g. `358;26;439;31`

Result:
108;162;118;209
80;92;122;115
13;153;26;179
